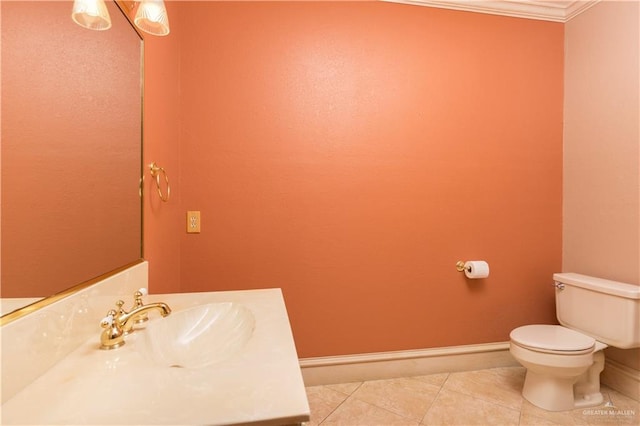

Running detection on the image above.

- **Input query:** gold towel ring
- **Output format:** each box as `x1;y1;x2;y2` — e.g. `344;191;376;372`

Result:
149;162;170;202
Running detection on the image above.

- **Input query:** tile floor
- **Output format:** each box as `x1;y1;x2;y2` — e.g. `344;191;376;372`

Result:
304;367;639;425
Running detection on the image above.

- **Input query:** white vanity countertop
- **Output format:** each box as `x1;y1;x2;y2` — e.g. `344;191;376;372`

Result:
1;288;310;425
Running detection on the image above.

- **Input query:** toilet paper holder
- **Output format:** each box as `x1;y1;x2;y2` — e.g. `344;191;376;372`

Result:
456;261;470;272
456;260;490;279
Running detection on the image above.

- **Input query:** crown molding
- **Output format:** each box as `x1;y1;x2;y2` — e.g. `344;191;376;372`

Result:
383;0;601;22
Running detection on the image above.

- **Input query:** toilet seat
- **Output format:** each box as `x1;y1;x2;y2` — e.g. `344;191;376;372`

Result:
510;325;595;355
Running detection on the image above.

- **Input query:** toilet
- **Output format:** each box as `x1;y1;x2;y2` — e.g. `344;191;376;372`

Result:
510;273;640;412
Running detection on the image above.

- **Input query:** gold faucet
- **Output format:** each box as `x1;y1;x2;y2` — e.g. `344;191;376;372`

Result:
100;289;171;350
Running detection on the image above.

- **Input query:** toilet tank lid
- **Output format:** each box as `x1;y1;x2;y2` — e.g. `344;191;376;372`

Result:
553;273;640;299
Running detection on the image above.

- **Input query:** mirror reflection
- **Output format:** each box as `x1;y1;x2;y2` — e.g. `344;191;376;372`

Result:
1;0;143;316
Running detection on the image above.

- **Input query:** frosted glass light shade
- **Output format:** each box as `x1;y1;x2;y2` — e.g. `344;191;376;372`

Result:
134;0;170;36
71;0;111;31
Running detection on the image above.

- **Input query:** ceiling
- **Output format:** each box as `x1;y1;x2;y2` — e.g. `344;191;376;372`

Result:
384;0;601;22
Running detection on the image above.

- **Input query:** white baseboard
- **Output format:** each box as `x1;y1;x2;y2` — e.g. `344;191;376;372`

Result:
299;342;640;402
299;341;518;386
601;359;640;401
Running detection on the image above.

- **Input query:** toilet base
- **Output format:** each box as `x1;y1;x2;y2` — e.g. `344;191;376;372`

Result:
522;370;577;411
521;350;605;412
522;370;604;411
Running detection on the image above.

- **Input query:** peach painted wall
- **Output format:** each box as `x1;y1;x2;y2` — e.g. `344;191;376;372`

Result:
157;2;564;358
140;1;183;295
563;1;640;371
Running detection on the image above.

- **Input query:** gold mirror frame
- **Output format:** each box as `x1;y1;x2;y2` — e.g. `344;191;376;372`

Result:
0;1;145;326
0;260;145;326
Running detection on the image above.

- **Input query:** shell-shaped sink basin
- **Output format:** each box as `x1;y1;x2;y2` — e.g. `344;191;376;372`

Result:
136;302;255;369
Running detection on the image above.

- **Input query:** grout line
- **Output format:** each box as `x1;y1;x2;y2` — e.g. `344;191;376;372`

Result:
317;384;360;425
419;372;450;423
443;369;527;413
344;390;424;425
323;381;364;398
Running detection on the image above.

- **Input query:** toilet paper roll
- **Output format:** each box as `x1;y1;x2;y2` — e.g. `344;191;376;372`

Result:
464;261;489;279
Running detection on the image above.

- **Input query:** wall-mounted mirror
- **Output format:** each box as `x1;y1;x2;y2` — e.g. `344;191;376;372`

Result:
1;0;143;318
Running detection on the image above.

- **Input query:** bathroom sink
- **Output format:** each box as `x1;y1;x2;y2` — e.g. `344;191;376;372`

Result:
2;288;310;425
135;302;255;368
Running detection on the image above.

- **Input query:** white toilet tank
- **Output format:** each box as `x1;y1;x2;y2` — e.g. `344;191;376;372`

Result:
554;273;640;349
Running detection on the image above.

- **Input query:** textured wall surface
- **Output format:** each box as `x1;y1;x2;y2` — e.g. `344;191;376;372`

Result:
146;1;564;358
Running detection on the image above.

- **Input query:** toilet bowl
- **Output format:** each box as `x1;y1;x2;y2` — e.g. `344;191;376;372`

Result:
510;324;606;411
510;273;640;412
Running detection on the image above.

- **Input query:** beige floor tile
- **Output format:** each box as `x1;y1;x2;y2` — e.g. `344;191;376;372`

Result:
326;382;362;396
422;388;520;426
519;385;637;426
350;377;441;421
571;387;639;426
323;396;420;426
607;386;640;414
519;410;576;426
442;367;525;410
305;385;351;426
519;399;577;426
410;372;449;388
572;409;622;425
617;409;640;425
608;388;639;426
306;368;637;426
493;366;527;381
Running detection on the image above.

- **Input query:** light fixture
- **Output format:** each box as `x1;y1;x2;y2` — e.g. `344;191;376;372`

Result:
71;0;112;31
71;0;170;37
134;0;170;36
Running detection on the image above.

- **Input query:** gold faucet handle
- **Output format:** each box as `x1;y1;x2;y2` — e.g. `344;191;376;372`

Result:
133;292;144;307
100;310;118;329
133;287;148;307
132;287;150;324
115;300;128;315
99;309;125;350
